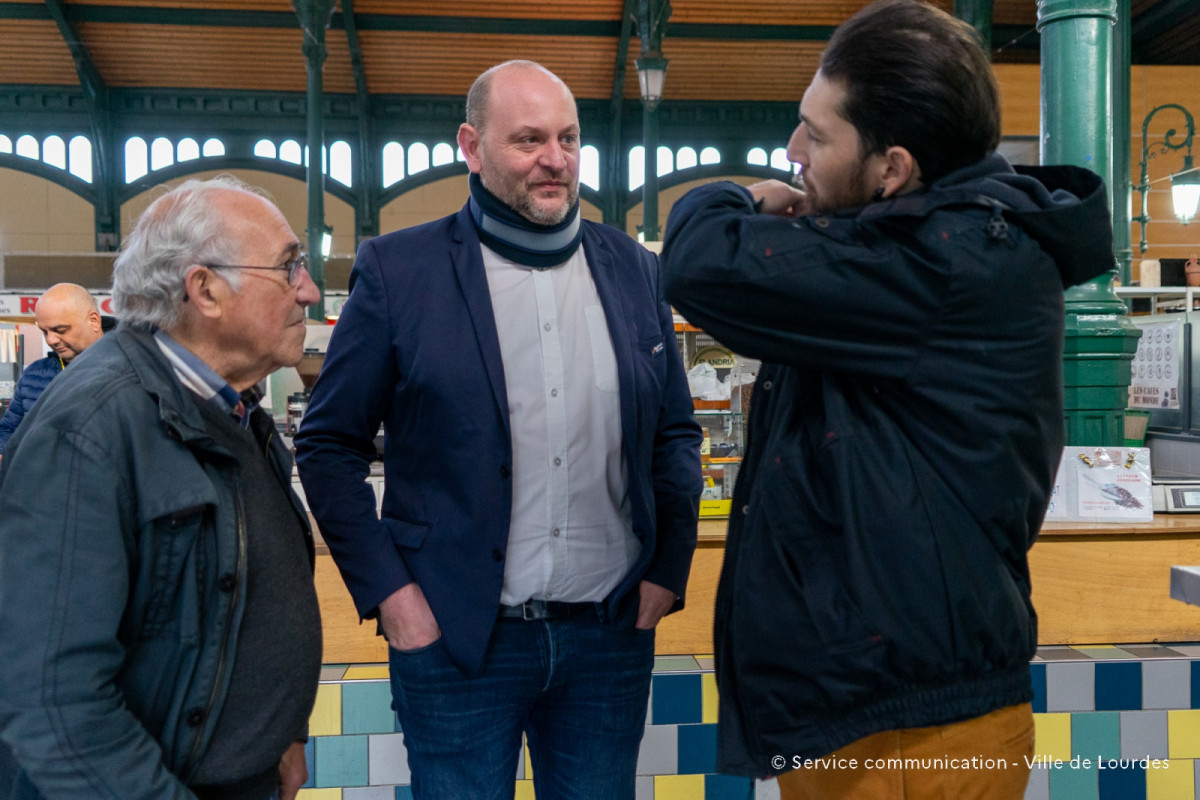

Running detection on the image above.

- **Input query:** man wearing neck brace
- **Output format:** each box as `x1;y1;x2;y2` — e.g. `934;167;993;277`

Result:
294;60;702;800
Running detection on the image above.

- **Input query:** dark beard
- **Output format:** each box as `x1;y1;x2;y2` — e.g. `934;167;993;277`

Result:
805;160;875;215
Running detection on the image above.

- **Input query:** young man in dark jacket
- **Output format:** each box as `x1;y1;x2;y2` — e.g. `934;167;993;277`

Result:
660;0;1114;797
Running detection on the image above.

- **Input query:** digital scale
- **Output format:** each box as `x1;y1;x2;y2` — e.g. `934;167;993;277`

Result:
1153;477;1200;513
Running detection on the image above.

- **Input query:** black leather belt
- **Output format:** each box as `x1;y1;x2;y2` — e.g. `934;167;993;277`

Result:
498;599;600;621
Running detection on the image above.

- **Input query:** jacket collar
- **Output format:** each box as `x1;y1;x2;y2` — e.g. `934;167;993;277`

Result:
110;324;226;450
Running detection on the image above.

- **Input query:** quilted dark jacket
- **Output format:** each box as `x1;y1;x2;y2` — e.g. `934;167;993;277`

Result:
661;154;1114;776
0;355;63;454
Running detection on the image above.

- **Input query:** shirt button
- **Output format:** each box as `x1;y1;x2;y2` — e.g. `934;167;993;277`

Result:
550;388;558;397
552;528;561;537
544;322;552;331
762;380;773;391
742;504;750;515
554;457;562;466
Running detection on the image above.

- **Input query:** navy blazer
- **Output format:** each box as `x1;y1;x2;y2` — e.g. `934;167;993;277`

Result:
295;202;702;675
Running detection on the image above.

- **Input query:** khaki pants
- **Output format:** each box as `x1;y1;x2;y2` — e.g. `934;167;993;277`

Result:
777;703;1034;800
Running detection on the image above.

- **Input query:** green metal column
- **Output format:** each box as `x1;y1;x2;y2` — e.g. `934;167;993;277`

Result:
637;0;669;242
954;0;995;53
1038;0;1140;446
293;0;336;321
1112;0;1133;285
603;0;635;230
342;0;379;245
44;0;119;251
642;105;660;241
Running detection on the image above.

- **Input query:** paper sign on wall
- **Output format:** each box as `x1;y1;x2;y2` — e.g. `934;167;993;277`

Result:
1043;446;1153;523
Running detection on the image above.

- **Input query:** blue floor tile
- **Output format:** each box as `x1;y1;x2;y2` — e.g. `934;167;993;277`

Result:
652;674;703;725
1095;662;1142;711
677;723;718;775
1032;662;1048;713
1096;764;1145;800
704;773;754;800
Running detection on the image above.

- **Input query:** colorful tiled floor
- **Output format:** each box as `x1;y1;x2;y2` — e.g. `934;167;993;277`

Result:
298;646;1200;800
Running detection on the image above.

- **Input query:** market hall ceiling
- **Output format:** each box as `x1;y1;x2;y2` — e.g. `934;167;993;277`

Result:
0;0;1197;107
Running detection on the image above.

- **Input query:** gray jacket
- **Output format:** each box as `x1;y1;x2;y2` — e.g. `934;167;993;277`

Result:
0;325;313;799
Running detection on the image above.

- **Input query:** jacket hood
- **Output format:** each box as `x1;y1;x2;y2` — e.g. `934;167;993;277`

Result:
932;153;1114;288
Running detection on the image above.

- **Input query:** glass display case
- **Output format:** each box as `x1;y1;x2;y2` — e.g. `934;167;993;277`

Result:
675;319;756;517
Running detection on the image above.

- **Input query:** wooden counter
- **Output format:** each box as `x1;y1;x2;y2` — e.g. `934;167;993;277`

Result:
313;515;1200;663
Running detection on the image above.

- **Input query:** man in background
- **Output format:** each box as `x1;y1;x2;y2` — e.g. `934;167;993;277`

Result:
661;0;1114;797
0;175;322;800
296;60;701;799
0;282;103;463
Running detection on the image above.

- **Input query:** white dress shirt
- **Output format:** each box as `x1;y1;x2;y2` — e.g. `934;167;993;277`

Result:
481;243;639;605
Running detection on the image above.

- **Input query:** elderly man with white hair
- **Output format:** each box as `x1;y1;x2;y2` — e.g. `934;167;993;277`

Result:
0;175;323;800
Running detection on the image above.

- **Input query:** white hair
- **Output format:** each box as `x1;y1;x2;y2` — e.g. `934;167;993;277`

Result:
111;175;268;329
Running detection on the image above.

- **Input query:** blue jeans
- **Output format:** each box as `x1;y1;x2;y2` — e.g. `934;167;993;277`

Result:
388;615;655;800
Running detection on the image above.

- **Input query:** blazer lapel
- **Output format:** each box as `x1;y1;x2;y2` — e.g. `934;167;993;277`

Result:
449;203;512;439
584;228;639;456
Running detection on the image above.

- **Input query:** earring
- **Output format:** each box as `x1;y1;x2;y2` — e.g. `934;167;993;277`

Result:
873;187;885;201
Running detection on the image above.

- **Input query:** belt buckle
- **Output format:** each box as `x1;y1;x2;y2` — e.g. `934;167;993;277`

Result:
522;600;546;620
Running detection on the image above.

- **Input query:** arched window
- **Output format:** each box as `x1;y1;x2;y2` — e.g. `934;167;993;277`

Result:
657;146;673;178
770;147;791;172
580;144;600;190
408;142;430;175
382;142;404;187
202;138;225;157
456;147;466;162
15;134;39;160
254;139;277;159
431;142;455;167
177;137;200;162
628;145;645;191
68;136;92;182
42;135;66;169
150;137;174;171
279;140;303;165
329;140;352;186
747;147;768;167
125;137;148;183
0;135;12;154
676;146;698;170
700;147;721;165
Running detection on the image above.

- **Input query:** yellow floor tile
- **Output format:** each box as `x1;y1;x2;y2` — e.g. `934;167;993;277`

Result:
655;774;706;800
297;789;341;799
308;683;342;737
514;780;536;800
341;666;390;680
702;672;719;724
1147;758;1195;800
1032;713;1072;762
1169;710;1200;759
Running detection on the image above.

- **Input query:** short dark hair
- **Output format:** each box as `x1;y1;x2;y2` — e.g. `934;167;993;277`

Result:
819;0;1001;184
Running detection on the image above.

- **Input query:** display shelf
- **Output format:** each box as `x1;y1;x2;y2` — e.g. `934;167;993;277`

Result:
1117;285;1200;315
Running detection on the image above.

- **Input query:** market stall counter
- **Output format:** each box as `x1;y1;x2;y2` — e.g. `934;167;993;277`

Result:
311;515;1200;664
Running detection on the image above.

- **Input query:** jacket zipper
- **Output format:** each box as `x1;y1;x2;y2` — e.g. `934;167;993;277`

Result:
181;474;247;777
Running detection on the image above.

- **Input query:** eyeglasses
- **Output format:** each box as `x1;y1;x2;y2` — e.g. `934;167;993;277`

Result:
204;252;309;286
